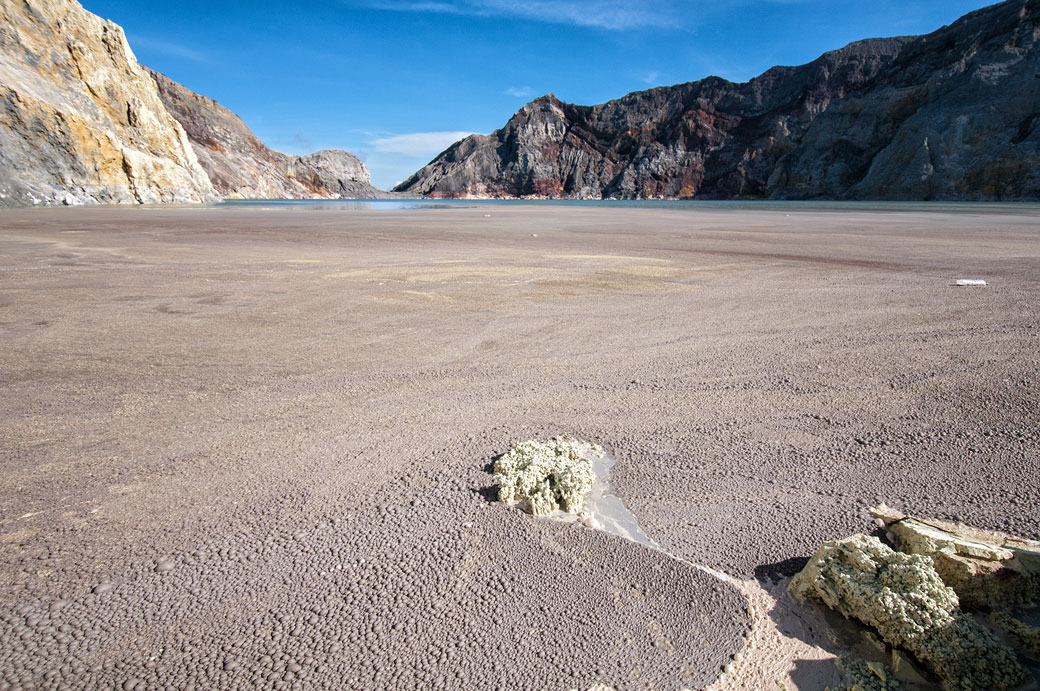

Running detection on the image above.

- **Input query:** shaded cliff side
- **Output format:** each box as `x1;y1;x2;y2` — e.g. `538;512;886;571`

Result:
396;0;1040;201
0;0;215;206
768;0;1040;200
149;70;390;200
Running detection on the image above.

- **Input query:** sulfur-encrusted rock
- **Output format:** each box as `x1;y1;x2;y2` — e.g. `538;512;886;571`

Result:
493;437;602;516
790;534;1029;690
872;505;1040;609
834;656;904;691
991;611;1040;657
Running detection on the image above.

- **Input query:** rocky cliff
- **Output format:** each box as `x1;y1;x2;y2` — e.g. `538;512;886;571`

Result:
149;69;389;200
769;0;1040;200
0;0;387;207
0;0;215;206
396;0;1040;200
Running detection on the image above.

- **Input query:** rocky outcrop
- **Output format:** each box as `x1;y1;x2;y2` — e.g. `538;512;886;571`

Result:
149;69;389;200
790;534;1029;690
396;0;1040;201
871;505;1040;609
0;0;215;206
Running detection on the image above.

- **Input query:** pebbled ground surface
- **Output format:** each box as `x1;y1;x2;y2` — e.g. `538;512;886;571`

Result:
1;203;1038;689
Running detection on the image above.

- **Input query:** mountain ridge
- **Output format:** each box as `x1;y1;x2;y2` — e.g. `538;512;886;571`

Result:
149;68;390;201
395;0;1040;201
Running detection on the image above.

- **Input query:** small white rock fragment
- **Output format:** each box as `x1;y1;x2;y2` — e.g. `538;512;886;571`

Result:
954;279;988;286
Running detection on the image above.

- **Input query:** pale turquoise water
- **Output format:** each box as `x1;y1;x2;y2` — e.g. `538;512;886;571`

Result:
216;198;1040;214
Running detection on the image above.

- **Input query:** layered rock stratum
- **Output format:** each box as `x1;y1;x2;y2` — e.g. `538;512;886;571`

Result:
150;70;389;200
0;0;385;206
396;0;1040;200
0;0;215;206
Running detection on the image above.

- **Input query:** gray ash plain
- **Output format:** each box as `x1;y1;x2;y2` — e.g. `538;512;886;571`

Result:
0;204;1037;689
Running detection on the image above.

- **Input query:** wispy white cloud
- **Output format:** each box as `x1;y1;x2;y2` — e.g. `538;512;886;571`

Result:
127;35;211;63
362;0;679;30
504;86;534;98
368;131;475;156
640;71;661;85
354;130;479;189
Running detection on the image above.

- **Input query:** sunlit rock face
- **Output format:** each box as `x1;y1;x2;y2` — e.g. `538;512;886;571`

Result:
397;0;1040;201
0;0;215;206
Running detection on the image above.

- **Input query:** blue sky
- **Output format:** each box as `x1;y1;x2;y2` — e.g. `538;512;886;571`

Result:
82;0;992;190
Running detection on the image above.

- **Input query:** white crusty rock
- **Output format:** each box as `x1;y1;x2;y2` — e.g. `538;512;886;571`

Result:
790;534;1029;691
493;437;602;516
871;504;1040;609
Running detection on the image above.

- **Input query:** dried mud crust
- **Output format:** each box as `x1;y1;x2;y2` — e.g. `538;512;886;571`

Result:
0;465;750;690
1;205;1038;689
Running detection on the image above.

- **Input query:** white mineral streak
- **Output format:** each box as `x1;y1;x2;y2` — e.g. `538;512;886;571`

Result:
494;438;837;690
580;452;659;548
789;534;1030;690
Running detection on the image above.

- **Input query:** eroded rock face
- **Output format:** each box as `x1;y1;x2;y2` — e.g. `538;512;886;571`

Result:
149;70;389;200
295;149;375;198
395;34;906;201
790;534;1029;690
396;0;1039;201
0;0;215;206
770;0;1040;200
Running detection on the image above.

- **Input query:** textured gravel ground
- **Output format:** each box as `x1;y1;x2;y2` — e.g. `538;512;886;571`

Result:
1;203;1038;689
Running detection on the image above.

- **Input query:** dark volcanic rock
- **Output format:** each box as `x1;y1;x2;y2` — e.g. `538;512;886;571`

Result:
396;0;1040;201
149;69;391;200
770;0;1040;200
